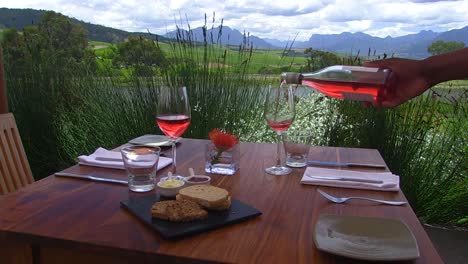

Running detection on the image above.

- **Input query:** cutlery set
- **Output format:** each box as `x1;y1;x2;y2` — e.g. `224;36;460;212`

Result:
60;156;402;205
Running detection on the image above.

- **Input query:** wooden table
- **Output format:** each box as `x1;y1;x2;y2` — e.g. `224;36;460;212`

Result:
0;138;442;264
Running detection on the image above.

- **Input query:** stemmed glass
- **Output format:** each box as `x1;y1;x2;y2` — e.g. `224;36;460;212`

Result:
156;85;191;176
264;82;295;175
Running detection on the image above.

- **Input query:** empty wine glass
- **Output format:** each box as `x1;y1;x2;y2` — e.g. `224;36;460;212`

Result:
264;82;295;175
156;85;191;176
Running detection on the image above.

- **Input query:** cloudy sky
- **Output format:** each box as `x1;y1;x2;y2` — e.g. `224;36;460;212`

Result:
1;0;467;41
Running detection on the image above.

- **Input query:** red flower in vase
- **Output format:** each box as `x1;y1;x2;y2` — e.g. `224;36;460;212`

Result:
209;128;239;151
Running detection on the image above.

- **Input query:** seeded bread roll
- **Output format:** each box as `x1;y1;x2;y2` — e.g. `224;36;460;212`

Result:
151;200;208;222
177;185;231;210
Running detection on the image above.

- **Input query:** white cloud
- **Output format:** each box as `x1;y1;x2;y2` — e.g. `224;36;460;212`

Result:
0;0;467;41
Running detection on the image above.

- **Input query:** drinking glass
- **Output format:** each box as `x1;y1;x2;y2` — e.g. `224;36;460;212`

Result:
121;145;161;192
283;131;313;167
264;82;295;175
156;85;191;176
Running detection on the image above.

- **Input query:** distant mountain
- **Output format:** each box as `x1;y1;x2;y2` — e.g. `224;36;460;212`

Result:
0;8;169;43
266;28;467;58
304;30;447;58
262;38;309;49
0;8;43;29
164;26;274;49
434;26;468;44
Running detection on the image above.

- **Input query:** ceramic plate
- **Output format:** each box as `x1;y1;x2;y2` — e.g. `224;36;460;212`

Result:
314;214;419;261
128;134;180;147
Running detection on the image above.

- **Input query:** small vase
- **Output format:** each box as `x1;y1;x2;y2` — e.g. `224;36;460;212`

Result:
205;142;240;175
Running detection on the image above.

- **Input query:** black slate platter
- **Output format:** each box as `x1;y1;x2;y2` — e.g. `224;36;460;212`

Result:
120;194;262;240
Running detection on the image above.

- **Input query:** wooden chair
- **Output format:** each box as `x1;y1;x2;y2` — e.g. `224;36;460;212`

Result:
0;113;34;195
0;45;33;194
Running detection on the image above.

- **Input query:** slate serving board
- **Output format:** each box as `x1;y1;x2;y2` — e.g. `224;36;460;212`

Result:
121;194;262;240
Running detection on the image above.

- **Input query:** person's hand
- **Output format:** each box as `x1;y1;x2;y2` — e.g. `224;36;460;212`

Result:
364;58;431;108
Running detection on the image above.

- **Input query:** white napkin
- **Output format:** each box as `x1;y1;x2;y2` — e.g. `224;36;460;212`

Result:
78;147;172;170
301;167;400;192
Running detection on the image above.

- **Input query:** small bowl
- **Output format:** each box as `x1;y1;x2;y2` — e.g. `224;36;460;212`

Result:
184;175;211;186
157;177;185;197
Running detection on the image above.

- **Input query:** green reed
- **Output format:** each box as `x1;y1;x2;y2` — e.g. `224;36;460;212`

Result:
161;20;267;139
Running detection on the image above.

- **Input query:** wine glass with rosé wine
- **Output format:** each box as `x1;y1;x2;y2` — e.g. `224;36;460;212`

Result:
263;81;295;175
156;85;191;177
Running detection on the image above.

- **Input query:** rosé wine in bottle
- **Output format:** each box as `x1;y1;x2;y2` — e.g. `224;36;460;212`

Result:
156;114;190;138
282;65;393;104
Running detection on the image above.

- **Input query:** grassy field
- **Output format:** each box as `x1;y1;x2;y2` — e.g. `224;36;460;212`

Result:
92;40;308;74
89;40;112;49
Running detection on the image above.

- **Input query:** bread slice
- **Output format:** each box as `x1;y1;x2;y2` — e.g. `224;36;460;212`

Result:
177;194;232;210
177;185;230;209
151;200;208;222
211;196;231;210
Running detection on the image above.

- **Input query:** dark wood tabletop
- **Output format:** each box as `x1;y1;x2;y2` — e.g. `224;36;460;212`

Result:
0;138;442;264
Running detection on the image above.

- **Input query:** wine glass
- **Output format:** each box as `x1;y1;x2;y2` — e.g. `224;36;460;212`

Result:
156;85;191;176
264;82;295;175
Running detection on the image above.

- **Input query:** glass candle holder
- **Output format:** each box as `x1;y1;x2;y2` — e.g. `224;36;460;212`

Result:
205;142;240;175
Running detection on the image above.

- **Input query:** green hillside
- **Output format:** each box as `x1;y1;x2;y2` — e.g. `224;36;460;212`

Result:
0;7;170;43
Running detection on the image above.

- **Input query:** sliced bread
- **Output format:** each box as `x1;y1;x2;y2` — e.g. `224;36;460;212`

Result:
177;194;232;210
151;200;208;222
210;195;231;210
177;185;230;209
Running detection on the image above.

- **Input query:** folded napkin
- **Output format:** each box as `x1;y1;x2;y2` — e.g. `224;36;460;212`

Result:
301;166;400;192
78;147;172;170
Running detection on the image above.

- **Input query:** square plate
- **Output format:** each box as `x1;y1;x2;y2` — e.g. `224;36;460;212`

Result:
121;195;262;240
129;134;180;147
314;214;420;261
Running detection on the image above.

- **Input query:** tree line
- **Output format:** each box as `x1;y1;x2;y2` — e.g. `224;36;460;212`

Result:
1;11;167;78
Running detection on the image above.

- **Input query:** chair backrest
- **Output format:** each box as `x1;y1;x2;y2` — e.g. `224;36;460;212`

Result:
0;113;34;194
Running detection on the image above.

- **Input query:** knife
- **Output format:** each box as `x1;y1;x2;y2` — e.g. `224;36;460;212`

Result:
95;157;123;162
95;154;166;162
55;172;128;185
307;160;386;169
305;174;385;184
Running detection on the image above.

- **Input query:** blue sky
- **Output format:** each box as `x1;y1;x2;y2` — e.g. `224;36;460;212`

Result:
1;0;467;41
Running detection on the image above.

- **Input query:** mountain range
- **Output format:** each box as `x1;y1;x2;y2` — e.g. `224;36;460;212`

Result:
164;26;275;49
1;8;467;59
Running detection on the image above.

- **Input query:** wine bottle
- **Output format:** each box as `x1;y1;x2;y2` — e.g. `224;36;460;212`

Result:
282;65;393;104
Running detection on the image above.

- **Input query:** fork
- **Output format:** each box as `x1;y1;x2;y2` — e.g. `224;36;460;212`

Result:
317;189;407;206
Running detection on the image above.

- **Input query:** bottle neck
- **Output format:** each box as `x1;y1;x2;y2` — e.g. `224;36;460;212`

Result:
283;65;390;85
281;72;303;84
